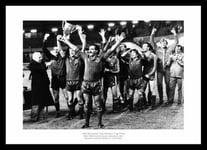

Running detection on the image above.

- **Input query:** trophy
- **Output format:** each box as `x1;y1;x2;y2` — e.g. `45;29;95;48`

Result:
62;21;78;39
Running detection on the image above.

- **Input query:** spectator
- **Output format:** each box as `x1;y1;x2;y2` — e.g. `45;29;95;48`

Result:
150;27;178;105
167;45;184;105
29;52;54;121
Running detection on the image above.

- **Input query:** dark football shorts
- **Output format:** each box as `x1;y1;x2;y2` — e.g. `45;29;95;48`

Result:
128;77;147;91
81;80;102;96
66;80;82;91
51;76;66;90
103;72;118;87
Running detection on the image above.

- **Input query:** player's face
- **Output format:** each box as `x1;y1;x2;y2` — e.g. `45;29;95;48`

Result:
175;46;182;54
52;47;59;57
161;40;168;48
88;45;97;57
37;55;43;63
69;49;76;57
142;43;149;51
130;51;138;59
59;49;66;57
119;44;126;51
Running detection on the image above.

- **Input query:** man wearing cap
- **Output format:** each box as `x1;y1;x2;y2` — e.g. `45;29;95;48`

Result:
42;33;68;117
150;27;178;105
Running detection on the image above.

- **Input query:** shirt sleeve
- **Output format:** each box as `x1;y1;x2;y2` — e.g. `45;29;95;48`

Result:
42;41;55;60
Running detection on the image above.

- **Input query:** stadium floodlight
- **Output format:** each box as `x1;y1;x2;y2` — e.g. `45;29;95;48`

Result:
87;24;94;30
108;23;115;27
144;20;151;23
120;21;127;26
51;28;58;32
166;21;171;24
132;20;139;24
30;29;37;33
25;32;32;38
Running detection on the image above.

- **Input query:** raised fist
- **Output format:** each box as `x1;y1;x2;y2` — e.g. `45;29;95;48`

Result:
56;34;63;41
171;28;176;35
118;32;126;41
43;33;50;41
151;27;157;34
145;74;150;79
99;29;106;37
76;25;83;34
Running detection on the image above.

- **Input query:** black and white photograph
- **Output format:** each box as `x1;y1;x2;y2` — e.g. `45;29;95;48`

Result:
23;20;184;130
6;6;201;144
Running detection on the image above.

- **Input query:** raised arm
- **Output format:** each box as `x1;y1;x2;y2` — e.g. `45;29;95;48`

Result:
99;29;107;45
166;54;173;67
168;28;179;52
150;27;157;50
56;34;64;52
103;36;113;52
121;48;131;57
103;33;126;59
42;33;54;60
77;25;87;52
59;35;79;51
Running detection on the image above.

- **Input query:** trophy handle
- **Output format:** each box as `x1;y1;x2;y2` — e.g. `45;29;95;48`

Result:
62;20;67;30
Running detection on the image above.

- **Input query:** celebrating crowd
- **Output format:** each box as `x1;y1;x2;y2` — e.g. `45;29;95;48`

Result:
27;21;184;128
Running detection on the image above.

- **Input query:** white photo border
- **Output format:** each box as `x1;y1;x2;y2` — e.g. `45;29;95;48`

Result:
6;6;201;144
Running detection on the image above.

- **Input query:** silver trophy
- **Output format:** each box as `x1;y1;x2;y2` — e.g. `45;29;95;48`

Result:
62;21;78;39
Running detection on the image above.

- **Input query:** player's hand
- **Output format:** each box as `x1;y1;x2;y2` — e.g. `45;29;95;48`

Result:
45;60;54;67
76;25;83;34
145;74;150;79
110;36;115;42
151;27;157;35
171;28;177;35
43;33;50;41
56;34;63;41
76;25;82;31
116;32;126;42
99;29;106;37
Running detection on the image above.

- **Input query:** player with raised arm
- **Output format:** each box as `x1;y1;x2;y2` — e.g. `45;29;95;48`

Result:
150;27;178;105
42;33;68;118
121;47;147;112
58;26;86;120
63;31;126;128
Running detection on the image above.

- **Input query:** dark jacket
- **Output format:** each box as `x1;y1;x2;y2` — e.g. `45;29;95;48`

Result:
29;60;54;107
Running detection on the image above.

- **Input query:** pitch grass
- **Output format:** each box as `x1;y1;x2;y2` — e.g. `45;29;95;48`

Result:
23;70;183;129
